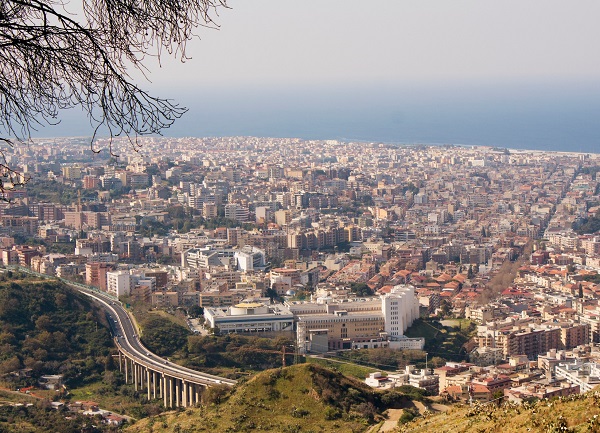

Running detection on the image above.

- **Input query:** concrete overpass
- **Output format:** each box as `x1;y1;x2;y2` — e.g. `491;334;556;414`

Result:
80;285;237;408
8;267;236;408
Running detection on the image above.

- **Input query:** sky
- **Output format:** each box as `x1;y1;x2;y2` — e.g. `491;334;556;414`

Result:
148;0;600;88
42;1;600;150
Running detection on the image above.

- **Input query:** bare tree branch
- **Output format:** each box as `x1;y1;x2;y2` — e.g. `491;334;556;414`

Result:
0;0;227;196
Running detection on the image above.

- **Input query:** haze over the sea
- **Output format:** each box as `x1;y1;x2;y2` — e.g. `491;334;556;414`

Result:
51;80;600;154
28;1;600;154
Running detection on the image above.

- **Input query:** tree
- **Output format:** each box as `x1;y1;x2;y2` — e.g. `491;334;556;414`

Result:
349;282;373;297
0;0;227;192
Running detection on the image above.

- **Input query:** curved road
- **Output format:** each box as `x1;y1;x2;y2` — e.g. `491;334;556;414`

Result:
72;284;237;387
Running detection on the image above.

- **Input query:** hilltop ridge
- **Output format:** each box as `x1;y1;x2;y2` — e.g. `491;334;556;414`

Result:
127;363;395;433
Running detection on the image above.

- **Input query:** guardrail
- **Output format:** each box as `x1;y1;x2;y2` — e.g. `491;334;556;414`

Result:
5;264;237;392
6;265;119;301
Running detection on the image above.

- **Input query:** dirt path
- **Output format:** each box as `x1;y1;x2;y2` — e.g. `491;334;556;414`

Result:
367;399;451;432
380;408;403;432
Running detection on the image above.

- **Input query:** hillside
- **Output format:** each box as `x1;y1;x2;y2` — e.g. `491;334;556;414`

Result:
0;277;113;385
126;361;600;433
127;363;398;433
394;391;600;433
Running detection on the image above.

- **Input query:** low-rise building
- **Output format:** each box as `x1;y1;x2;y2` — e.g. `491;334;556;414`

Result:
204;301;294;334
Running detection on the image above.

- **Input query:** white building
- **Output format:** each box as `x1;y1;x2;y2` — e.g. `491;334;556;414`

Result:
292;286;421;353
204;301;294;334
554;361;600;393
234;246;266;272
106;270;131;298
224;203;249;222
382;285;420;337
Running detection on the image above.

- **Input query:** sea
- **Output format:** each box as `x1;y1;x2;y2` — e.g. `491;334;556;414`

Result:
33;81;600;154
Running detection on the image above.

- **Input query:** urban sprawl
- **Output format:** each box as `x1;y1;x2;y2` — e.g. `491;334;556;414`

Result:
5;136;600;404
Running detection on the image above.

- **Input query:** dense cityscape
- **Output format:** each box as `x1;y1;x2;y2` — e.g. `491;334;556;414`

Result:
2;136;600;422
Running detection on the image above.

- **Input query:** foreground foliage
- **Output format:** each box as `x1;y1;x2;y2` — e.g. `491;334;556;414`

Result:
396;391;600;433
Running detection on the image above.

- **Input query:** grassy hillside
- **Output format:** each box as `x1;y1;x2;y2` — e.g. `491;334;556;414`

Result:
127;363;398;433
394;391;600;432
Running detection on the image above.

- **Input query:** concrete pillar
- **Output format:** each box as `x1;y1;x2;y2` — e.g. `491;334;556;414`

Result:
134;363;138;391
118;351;122;372
124;357;129;383
183;381;188;407
147;368;151;400
168;376;174;408
152;371;157;399
195;385;200;405
175;379;180;407
163;375;168;408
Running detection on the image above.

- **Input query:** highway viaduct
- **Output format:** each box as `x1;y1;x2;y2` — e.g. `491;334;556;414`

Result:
8;266;237;408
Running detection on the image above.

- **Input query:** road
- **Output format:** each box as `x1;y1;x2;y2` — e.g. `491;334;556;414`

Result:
68;283;237;387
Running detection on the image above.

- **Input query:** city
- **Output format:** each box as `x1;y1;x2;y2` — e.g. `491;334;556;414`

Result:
3;0;600;431
3;137;600;419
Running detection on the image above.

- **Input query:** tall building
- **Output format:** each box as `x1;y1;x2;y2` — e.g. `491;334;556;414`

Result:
294;285;421;353
107;270;132;298
224;203;249;222
85;262;114;291
382;285;421;337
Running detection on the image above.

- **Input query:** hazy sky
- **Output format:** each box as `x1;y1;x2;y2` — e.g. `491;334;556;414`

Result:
144;0;600;90
38;1;600;150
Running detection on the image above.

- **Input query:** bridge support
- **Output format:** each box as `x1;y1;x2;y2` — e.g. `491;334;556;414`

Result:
124;357;129;383
116;348;215;408
147;368;151;400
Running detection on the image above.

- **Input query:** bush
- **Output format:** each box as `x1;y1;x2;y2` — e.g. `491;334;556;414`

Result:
398;408;419;425
324;406;342;420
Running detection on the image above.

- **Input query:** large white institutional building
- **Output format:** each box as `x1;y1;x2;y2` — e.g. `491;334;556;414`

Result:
293;284;422;353
382;285;421;337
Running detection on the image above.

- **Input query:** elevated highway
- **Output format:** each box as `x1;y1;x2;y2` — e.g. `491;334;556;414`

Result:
80;286;236;407
9;267;236;407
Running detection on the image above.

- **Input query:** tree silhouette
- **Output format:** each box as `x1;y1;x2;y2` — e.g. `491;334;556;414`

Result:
0;0;226;193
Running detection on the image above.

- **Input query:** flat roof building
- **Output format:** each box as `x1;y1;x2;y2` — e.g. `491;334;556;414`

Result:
204;301;294;334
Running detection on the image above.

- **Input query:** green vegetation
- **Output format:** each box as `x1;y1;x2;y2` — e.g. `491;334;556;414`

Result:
394;390;600;433
0;279;113;388
0;389;38;405
404;318;476;362
398;407;419;424
139;315;190;357
403;182;420;195
67;377;163;419
573;211;600;235
11;233;75;255
579;165;600;179
582;274;600;284
336;348;431;371
26;178;97;205
0;402;110;433
126;364;417;433
134;310;299;378
0;277;183;420
306;357;378;380
349;282;374;297
135;206;258;236
184;334;297;377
